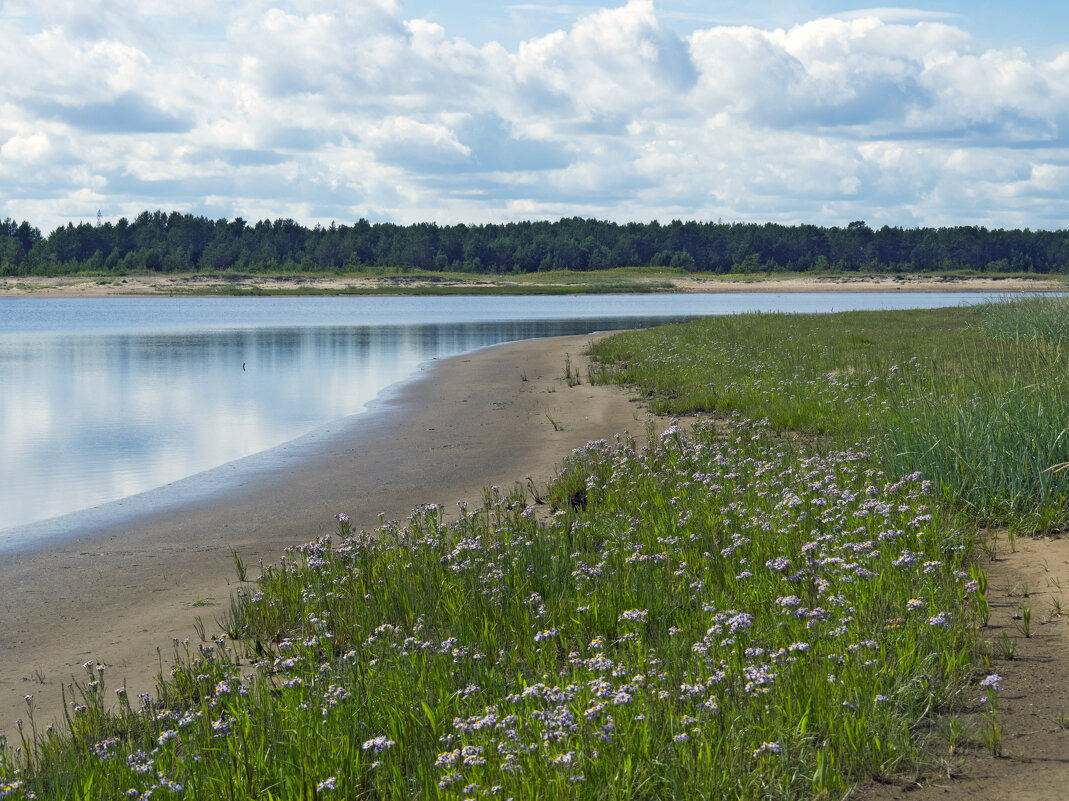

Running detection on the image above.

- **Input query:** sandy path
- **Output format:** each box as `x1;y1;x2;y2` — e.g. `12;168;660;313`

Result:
0;333;657;731
860;536;1069;800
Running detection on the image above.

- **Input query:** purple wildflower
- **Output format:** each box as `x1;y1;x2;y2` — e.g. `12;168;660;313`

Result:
362;735;396;754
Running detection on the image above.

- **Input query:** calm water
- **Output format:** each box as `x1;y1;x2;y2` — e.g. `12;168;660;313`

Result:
0;293;1010;540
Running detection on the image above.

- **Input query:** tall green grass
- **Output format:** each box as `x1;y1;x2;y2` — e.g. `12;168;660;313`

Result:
588;297;1069;533
974;293;1069;341
882;334;1067;529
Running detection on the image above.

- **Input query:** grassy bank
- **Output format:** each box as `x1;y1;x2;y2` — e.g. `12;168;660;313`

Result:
589;296;1069;534
1;426;977;800
3;299;1062;799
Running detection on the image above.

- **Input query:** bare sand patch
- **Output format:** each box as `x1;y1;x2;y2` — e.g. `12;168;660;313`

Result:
0;273;1064;297
860;536;1069;800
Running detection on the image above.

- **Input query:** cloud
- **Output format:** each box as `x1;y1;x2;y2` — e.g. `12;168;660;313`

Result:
914;49;1069;140
367;116;473;169
1;2;1069;232
1;132;54;163
512;0;697;117
460;115;572;172
31;93;192;134
690;17;959;130
184;148;290;168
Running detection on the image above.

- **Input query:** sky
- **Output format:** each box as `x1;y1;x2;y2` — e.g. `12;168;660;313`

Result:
2;1;1068;234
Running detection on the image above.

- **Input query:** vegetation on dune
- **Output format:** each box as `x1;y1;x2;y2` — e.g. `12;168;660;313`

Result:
155;269;679;296
3;298;1061;798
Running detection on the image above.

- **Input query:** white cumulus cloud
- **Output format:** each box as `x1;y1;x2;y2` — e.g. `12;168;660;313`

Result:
1;132;54;163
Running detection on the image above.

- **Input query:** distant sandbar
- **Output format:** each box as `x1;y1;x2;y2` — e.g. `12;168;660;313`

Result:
0;272;1064;297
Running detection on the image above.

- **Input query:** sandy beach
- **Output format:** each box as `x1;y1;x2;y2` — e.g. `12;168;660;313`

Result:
0;333;662;731
0;273;1065;297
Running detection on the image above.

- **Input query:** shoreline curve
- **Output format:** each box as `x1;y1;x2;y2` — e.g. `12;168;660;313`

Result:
0;332;662;731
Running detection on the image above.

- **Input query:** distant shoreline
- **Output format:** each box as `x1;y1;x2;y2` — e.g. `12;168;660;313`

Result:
1;272;1065;297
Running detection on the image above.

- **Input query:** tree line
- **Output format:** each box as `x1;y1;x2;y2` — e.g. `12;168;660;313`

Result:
3;212;1068;275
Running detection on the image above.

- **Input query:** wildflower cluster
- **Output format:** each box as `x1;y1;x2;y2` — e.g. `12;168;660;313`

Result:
1;419;973;800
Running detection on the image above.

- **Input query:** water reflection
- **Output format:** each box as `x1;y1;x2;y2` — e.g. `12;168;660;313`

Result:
0;316;696;533
2;291;1039;537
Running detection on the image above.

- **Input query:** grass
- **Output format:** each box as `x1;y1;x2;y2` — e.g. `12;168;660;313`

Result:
1;426;978;800
973;292;1069;341
3;296;1061;799
588;296;1069;534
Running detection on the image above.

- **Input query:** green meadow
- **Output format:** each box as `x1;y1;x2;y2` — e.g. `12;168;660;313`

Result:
2;296;1065;800
589;295;1068;533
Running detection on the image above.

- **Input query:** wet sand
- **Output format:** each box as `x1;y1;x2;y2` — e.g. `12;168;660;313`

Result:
0;334;657;731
